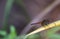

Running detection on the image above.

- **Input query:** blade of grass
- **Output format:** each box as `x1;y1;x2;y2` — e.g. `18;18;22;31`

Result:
3;0;14;30
7;25;17;39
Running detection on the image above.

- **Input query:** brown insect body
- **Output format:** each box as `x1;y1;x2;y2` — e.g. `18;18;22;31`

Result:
31;20;50;26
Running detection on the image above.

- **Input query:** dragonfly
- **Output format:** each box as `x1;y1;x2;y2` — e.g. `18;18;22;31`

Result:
31;19;50;26
26;20;60;37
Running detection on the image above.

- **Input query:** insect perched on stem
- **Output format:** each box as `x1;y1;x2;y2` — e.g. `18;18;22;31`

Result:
26;20;60;36
31;19;50;26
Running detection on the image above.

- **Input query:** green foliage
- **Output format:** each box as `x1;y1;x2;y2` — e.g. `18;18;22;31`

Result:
15;35;26;39
0;25;41;39
0;25;60;39
26;33;41;39
16;33;41;39
1;0;60;39
47;26;60;39
7;25;17;39
0;25;18;39
0;31;7;36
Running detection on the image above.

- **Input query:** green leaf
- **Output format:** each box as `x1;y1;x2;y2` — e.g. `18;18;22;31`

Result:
0;30;7;36
47;26;60;39
7;25;17;39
